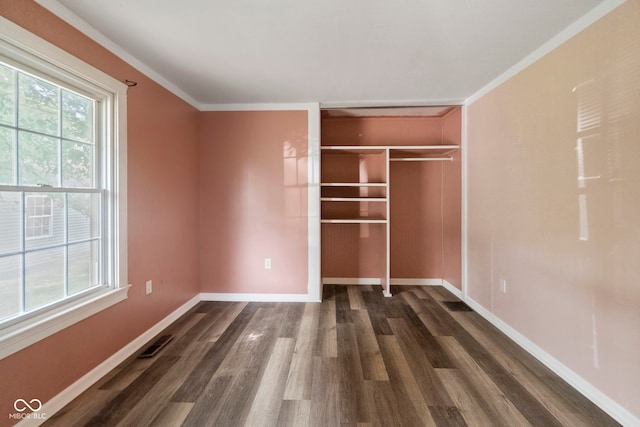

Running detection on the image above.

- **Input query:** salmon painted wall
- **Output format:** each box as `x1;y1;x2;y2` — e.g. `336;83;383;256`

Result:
199;111;309;294
321;116;442;147
389;159;443;279
442;108;462;289
0;1;200;422
467;0;640;418
321;116;461;281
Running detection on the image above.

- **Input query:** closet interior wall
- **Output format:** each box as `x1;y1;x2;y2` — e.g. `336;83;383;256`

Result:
320;108;462;291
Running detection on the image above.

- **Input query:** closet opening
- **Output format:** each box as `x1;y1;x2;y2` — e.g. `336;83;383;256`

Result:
320;106;462;298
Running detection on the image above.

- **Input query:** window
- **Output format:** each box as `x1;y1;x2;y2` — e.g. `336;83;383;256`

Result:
0;16;128;358
25;195;53;239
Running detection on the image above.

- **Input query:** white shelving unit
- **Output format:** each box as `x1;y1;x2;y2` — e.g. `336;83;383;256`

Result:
320;144;459;297
320;146;389;224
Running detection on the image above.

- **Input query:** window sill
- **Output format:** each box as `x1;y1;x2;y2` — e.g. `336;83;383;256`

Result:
0;285;130;360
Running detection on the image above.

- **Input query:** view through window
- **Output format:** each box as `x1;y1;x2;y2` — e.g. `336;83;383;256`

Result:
0;61;103;322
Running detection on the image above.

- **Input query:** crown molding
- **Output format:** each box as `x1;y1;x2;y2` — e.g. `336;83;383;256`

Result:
35;0;201;109
465;0;626;105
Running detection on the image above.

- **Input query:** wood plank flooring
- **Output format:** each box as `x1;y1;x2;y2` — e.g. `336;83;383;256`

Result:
44;285;620;427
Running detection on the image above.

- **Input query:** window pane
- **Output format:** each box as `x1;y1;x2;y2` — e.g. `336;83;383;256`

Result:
0;255;21;321
62;90;93;143
0;192;21;254
68;241;99;294
0;63;16;126
62;141;93;187
18;73;59;136
68;192;100;242
0;127;15;185
25;247;64;311
18;131;59;186
25;193;64;250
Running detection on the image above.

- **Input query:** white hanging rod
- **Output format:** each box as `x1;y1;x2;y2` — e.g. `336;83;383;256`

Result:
389;157;453;162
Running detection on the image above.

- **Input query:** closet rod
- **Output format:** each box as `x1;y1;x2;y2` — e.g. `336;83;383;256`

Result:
389;157;453;162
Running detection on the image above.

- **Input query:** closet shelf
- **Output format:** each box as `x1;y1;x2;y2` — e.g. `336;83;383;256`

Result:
321;146;386;154
388;145;458;158
389;157;453;162
321;218;387;224
321;182;387;187
322;144;459;157
321;197;387;202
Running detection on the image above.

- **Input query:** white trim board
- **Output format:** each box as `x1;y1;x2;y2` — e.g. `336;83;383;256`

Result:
200;102;319;111
306;103;322;302
321;277;461;290
391;279;443;286
200;293;319;303
320;99;465;109
460;104;469;301
16;294;201;427
465;0;626;105
442;280;464;300
464;296;639;427
322;277;382;286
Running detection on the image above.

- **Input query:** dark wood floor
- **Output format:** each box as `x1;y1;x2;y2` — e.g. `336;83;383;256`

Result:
45;285;619;427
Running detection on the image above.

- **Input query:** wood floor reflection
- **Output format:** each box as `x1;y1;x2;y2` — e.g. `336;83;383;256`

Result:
44;285;619;427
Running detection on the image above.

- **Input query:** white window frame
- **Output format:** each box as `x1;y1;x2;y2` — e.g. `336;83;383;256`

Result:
0;16;129;360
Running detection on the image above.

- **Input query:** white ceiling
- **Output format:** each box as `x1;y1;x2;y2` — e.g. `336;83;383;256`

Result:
38;0;605;109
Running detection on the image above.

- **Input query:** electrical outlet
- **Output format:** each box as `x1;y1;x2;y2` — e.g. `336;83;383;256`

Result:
146;280;153;295
499;279;507;293
264;258;272;270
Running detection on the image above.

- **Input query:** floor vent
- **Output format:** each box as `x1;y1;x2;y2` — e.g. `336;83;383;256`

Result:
138;335;174;358
443;301;473;312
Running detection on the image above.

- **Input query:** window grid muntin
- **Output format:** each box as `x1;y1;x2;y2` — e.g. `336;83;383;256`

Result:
24;194;53;240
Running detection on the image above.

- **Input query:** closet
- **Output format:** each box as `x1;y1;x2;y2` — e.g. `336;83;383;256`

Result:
320;107;462;297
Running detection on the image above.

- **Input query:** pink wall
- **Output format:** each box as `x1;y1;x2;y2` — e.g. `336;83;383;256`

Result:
390;160;443;279
0;1;200;422
321;115;462;282
467;0;639;418
199;111;309;294
321;116;442;146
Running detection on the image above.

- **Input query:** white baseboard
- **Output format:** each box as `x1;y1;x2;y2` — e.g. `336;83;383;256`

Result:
442;280;464;299
390;278;443;286
200;292;318;302
465;296;639;427
17;294;201;427
322;277;382;285
322;277;449;287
